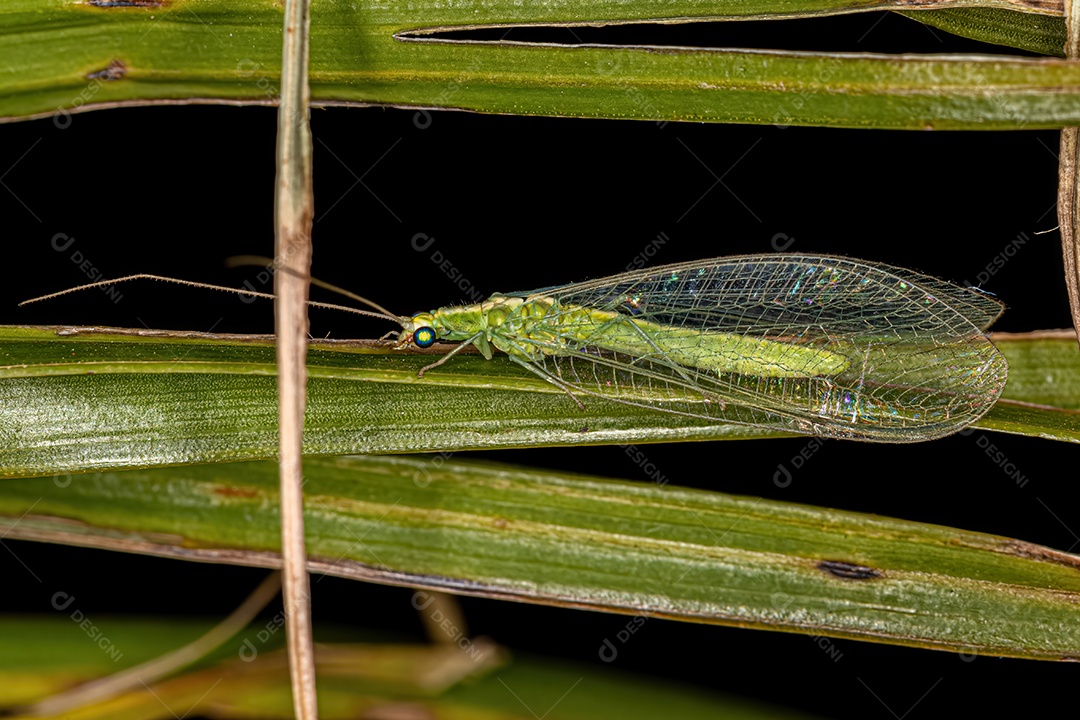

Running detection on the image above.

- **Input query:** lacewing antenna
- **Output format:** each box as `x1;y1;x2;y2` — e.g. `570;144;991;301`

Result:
19;274;405;327
225;255;400;319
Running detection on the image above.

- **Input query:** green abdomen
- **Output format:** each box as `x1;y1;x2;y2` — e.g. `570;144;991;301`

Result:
559;307;849;379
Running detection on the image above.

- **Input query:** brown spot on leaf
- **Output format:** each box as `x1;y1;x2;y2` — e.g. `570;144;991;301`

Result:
86;60;127;82
212;486;260;499
87;0;167;7
817;560;882;580
1001;540;1080;572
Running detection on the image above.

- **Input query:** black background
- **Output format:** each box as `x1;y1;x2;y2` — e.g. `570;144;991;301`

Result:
3;12;1079;718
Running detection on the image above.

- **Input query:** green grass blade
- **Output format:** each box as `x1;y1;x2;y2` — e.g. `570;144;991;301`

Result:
981;331;1080;438
897;8;1067;56
2;0;1080;128
0;618;813;720
0;326;1077;477
2;455;1080;660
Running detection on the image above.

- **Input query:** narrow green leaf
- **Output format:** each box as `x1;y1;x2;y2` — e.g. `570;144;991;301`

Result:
898;8;1067;56
3;0;1080;128
0;618;812;720
2;455;1080;659
0;326;1077;477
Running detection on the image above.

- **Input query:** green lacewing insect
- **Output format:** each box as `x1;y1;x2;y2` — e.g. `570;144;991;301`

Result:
22;254;1008;443
392;254;1008;443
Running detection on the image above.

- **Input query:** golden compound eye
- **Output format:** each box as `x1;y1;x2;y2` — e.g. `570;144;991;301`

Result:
413;326;436;348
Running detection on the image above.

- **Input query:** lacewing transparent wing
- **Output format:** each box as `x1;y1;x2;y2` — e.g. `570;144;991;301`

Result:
476;254;1009;442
